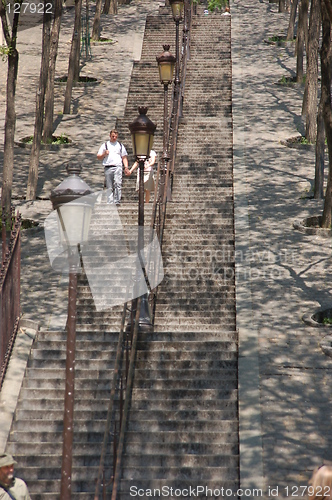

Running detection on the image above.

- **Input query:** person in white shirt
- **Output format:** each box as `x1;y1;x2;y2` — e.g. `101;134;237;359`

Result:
97;129;129;205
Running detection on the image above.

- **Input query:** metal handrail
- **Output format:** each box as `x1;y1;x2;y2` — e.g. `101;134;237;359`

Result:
149;0;193;320
94;4;193;497
111;297;141;500
0;210;21;390
93;301;127;500
94;292;142;499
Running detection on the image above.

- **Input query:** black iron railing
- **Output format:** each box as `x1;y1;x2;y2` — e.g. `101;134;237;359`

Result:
149;0;192;321
0;209;21;390
94;2;193;497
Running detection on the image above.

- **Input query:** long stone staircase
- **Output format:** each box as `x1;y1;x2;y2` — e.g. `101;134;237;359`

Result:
117;11;238;498
5;6;238;500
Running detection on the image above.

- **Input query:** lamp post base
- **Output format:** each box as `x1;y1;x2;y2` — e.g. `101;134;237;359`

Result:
126;294;154;334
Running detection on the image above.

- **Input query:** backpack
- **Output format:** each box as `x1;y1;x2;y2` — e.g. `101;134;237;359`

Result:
104;141;124;156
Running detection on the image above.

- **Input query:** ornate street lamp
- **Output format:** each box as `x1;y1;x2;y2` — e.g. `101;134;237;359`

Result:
129;107;157;227
169;0;184;21
50;164;93;500
128;107;156;332
156;45;176;201
169;0;184;90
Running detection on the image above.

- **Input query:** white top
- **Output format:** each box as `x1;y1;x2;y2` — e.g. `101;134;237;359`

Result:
143;150;156;172
97;141;128;167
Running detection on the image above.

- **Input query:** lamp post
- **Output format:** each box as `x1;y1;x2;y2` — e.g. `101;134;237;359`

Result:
169;0;184;92
50;165;93;500
128;107;156;332
156;45;176;172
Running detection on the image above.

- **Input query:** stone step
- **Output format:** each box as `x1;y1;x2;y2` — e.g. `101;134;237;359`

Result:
124;441;238;455
130;388;238;400
145;324;237;334
156;294;235;303
126;419;237;434
11;419;119;433
133;368;237;381
16;403;237;422
21;378;114;390
134;358;238;370
18;388;117;400
24;367;114;379
29;349;117;360
7;430;239;457
151;315;237;325
32;339;118;350
14;408;112;420
12;405;237;433
10;417;237;443
21;372;237;390
33;329;237;343
153;308;235;316
5;454;110;468
29;361;233;379
134;340;237;351
27;358;117;369
13;479;93;495
121;465;238;481
9;430;104;444
35;331;120;342
15;397;114;411
13;452;238;471
131;378;237;390
6;441;110;456
123;453;239;468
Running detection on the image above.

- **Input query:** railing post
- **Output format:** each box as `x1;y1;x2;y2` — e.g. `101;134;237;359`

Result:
60;254;78;500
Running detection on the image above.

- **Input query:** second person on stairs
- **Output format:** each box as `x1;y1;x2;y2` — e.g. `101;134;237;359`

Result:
127;150;157;203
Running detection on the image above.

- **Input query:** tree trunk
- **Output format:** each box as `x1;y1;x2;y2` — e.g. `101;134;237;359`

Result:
73;10;81;81
26;3;52;201
321;0;332;226
315;97;326;198
0;4;21;216
2;51;19;216
323;0;332;21
103;0;117;15
287;0;299;40
296;0;309;83
43;0;63;143
279;0;286;12
304;0;321;142
91;0;103;40
63;0;82;114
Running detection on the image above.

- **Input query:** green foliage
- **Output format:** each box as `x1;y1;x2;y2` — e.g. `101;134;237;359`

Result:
22;134;70;145
0;44;12;61
299;136;313;145
96;37;113;43
52;133;70;145
323;317;332;325
268;35;284;42
208;0;228;11
0;208;15;231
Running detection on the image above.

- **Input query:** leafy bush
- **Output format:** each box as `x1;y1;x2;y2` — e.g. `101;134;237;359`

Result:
208;0;228;11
